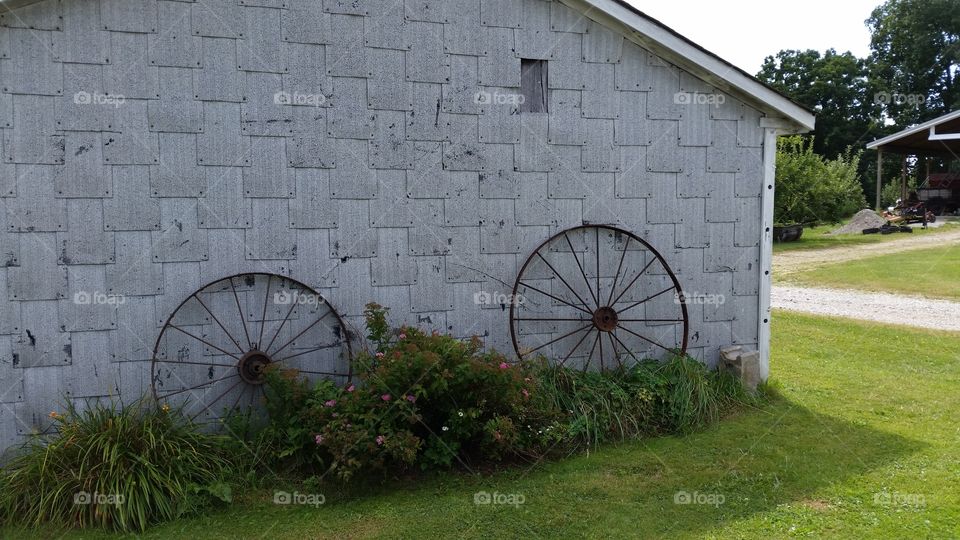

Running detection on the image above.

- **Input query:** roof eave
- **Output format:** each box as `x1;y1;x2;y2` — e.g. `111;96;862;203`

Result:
866;109;960;150
576;0;815;134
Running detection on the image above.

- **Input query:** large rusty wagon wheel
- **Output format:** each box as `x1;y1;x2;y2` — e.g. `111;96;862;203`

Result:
510;225;688;371
151;273;353;424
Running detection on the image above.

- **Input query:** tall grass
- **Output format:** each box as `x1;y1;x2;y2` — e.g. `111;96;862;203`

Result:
0;398;233;533
535;354;761;449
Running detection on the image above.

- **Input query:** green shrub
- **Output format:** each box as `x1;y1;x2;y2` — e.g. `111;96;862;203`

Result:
775;136;866;225
0;399;233;533
254;303;556;480
251;304;760;481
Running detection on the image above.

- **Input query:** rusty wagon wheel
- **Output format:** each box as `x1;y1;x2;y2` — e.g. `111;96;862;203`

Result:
151;273;353;424
510;225;688;371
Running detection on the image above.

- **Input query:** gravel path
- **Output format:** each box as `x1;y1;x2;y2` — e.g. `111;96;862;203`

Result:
774;227;960;275
771;285;960;331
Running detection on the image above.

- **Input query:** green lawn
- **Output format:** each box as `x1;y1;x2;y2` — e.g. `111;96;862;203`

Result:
772;221;957;253
783;244;960;300
7;312;959;539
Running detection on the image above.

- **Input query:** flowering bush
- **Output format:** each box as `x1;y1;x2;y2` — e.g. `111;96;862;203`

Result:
254;303;758;481
259;304;558;480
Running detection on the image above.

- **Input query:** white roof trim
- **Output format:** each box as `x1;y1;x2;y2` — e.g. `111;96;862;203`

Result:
866;109;960;149
575;0;815;133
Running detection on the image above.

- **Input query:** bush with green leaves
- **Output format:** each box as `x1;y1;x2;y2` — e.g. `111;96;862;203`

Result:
775;136;866;225
0;399;233;533
252;304;760;481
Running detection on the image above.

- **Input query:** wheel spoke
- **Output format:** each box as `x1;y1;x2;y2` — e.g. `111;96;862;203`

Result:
598;328;605;371
519;324;594;357
156;372;239;398
610;330;639;363
263;288;300;355
192;293;245;355
558;325;593;367
609;256;658;307
606;332;624;370
564;233;599;309
227;384;247;416
268;310;333;358
256;275;272;349
595;227;602;308
273;367;344;377
517;281;592;315
584;331;601;372
514;316;590;322
189;378;244;422
617;286;676;314
616;324;674;354
617;318;684;323
606;236;631;306
535;252;593;313
272;342;342;364
154;358;238;368
230;278;253;350
168;324;242;360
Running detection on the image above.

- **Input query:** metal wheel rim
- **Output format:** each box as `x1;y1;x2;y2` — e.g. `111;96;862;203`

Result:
509;225;689;370
150;272;353;423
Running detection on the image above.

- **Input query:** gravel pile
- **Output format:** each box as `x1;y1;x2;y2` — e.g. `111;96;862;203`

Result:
829;209;888;235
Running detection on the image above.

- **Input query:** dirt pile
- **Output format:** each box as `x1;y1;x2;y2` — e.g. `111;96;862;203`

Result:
828;209;888;235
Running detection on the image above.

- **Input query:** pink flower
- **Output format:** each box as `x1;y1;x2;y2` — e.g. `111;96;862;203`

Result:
381;394;392;401
499;362;509;369
346;384;355;393
331;412;339;418
314;434;324;445
522;389;530;398
432;330;440;336
406;394;416;403
375;435;385;446
398;333;407;340
375;352;385;358
324;399;336;407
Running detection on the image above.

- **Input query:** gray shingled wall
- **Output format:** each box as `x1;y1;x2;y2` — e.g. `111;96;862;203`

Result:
0;0;765;450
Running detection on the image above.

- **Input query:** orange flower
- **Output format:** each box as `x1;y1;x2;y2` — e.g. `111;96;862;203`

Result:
48;411;59;419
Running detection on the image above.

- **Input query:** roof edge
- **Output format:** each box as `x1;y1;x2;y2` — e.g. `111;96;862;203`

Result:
866;109;960;149
576;0;815;133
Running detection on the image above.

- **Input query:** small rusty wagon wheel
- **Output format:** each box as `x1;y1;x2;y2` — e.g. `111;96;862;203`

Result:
151;273;353;424
510;225;688;371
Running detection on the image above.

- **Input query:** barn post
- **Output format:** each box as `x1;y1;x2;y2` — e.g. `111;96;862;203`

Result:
758;127;779;381
875;148;883;210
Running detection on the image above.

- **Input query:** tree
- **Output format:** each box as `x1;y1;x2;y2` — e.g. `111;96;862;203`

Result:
867;0;960;126
774;136;866;225
758;49;881;161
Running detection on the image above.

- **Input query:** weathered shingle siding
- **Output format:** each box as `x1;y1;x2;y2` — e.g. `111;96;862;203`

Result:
0;0;765;449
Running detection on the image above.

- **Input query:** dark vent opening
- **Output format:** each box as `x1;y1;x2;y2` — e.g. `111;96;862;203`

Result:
520;59;548;113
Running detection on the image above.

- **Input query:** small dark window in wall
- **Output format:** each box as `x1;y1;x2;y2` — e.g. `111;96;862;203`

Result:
520;59;548;113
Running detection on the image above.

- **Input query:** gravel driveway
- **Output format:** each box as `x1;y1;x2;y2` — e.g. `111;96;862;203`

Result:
771;285;960;331
775;226;960;275
771;225;960;330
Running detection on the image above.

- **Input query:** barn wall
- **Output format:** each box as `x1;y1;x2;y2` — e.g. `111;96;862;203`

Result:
0;0;765;450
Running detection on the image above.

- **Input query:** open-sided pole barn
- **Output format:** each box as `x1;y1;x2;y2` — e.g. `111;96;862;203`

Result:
0;0;814;451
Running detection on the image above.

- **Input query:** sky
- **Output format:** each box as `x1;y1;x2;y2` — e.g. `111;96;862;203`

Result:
627;0;879;75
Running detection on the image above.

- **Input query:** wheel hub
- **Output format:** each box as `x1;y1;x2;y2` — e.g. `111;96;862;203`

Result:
238;350;271;385
592;306;619;333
